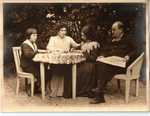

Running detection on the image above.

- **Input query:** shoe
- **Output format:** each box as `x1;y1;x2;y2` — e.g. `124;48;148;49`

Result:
87;91;95;98
90;98;105;104
90;93;105;104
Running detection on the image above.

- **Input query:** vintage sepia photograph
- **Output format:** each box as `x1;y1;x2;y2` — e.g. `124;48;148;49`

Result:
1;0;149;112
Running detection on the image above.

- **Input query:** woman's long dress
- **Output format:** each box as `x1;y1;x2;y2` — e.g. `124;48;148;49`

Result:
76;41;100;96
46;35;79;97
61;41;100;98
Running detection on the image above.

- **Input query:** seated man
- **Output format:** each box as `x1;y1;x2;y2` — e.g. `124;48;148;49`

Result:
90;21;138;104
20;28;40;96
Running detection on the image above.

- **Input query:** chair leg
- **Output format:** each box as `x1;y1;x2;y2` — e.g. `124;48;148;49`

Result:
31;78;34;97
125;80;130;103
25;78;28;92
16;77;20;95
135;79;139;97
117;80;121;89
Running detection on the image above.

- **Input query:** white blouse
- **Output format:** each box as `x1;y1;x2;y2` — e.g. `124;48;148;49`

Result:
46;35;79;51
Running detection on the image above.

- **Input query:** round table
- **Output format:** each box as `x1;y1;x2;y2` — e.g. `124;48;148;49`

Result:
33;50;86;100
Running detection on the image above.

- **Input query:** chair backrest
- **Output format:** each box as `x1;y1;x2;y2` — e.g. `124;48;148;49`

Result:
12;47;22;73
127;52;144;79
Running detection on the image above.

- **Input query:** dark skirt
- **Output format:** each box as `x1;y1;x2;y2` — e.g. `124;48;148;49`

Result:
22;62;40;80
63;62;97;98
76;62;97;96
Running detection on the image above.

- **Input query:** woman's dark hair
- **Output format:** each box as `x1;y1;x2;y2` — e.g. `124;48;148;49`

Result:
81;25;98;41
55;23;67;33
25;28;37;39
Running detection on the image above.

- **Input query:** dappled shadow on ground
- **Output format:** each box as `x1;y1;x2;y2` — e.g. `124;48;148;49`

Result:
2;73;147;112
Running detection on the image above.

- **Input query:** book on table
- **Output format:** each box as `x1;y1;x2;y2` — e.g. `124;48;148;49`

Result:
96;56;126;68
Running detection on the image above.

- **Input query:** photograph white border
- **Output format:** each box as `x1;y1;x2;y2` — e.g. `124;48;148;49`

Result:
0;0;149;112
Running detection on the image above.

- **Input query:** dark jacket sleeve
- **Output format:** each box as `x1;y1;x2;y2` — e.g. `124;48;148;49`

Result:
127;39;137;58
126;38;138;65
100;36;137;58
21;44;37;59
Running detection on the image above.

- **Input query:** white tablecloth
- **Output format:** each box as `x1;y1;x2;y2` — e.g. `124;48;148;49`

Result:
33;50;86;64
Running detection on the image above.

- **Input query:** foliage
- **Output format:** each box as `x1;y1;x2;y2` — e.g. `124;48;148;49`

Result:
4;3;145;64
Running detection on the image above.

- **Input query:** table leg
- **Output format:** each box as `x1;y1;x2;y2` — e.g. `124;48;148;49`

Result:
72;64;77;99
40;63;45;100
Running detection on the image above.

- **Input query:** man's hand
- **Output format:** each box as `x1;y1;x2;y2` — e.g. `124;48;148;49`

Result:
124;55;130;61
99;56;105;59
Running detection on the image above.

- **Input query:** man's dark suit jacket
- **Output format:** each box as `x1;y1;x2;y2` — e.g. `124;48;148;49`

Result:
96;34;138;83
99;34;138;66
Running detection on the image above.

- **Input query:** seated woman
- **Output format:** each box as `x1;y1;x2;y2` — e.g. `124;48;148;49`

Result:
76;25;100;98
20;28;40;96
46;24;80;98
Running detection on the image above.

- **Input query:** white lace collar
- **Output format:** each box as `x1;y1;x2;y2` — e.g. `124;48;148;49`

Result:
23;39;37;52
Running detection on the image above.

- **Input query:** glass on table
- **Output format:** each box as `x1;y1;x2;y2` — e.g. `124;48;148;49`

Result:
38;49;48;53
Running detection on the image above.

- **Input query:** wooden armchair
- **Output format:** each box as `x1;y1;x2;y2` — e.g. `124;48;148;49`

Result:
114;52;144;103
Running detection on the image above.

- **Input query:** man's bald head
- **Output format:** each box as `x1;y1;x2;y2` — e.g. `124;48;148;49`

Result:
112;21;124;31
112;21;124;39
